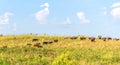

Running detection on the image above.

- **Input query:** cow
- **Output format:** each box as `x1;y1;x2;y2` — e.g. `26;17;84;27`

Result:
107;37;112;40
89;37;96;42
80;37;86;40
32;38;39;42
43;42;49;44
34;43;43;48
70;36;77;40
34;43;40;47
49;41;53;44
37;46;43;48
54;39;58;42
26;43;32;46
102;37;107;41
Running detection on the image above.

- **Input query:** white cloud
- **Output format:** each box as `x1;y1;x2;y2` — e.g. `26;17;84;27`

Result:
111;7;120;19
63;17;71;24
76;12;90;23
35;3;49;23
111;2;120;19
40;3;49;8
0;12;13;25
111;2;120;8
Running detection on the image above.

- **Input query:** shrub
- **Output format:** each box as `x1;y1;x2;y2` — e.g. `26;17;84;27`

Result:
52;53;77;65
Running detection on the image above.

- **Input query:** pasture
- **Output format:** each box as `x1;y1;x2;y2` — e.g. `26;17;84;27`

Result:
0;34;120;65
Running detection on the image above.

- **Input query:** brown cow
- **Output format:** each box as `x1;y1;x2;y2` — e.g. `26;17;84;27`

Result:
49;41;53;44
89;37;95;42
54;39;58;42
34;43;40;47
26;43;32;46
80;37;86;40
102;37;107;41
70;36;77;40
34;43;43;48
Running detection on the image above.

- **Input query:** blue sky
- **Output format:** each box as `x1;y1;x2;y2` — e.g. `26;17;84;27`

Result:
0;0;120;37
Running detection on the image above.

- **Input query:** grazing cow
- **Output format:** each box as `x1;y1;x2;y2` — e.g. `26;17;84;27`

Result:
34;43;42;48
34;43;40;47
89;37;95;42
102;38;107;41
80;37;86;40
37;46;43;48
54;39;58;42
107;37;112;40
32;38;39;42
43;42;49;44
49;41;53;44
43;41;53;45
70;36;77;40
26;43;32;46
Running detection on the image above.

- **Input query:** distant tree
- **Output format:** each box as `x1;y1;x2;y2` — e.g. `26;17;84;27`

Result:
98;35;102;39
0;34;3;36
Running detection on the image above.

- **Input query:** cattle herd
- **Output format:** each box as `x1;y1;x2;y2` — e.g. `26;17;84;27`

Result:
26;39;59;48
26;36;120;48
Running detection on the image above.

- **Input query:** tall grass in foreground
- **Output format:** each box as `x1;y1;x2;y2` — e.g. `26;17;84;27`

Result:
0;34;119;65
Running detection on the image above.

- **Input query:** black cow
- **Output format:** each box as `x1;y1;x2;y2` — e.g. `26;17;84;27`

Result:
43;42;49;44
32;38;39;42
37;46;43;48
107;37;112;40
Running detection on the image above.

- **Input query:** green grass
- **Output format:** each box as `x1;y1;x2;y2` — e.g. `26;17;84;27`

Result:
0;34;119;65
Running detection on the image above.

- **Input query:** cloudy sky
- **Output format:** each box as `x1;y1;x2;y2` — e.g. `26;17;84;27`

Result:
0;0;120;37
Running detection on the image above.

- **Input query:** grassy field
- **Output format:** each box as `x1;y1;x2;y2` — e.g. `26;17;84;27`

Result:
0;34;120;65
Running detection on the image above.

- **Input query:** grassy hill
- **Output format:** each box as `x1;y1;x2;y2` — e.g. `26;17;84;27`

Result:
0;34;120;65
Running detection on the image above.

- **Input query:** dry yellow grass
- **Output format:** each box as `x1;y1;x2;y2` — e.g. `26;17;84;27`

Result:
0;34;119;65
